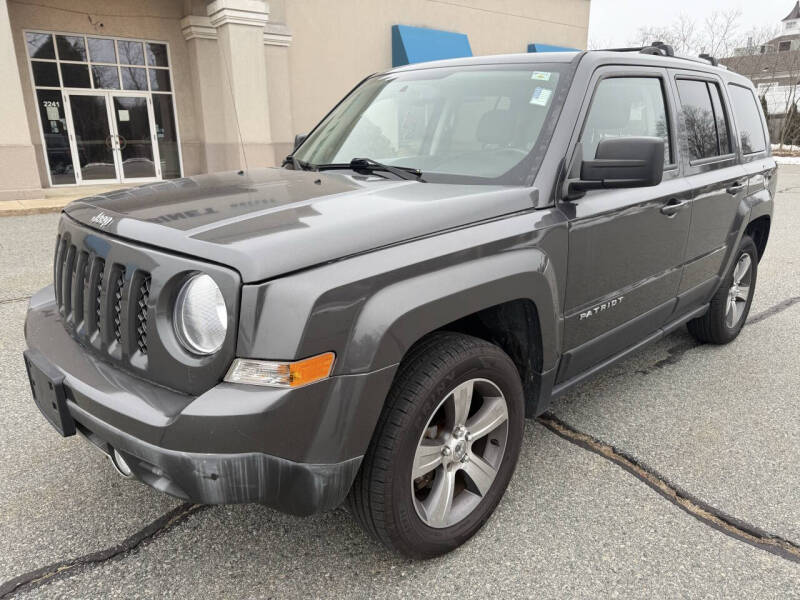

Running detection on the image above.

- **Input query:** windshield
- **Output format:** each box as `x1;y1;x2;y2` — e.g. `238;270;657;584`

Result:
293;64;569;185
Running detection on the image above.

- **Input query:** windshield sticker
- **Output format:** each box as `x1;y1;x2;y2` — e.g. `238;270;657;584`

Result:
530;87;552;106
531;71;552;81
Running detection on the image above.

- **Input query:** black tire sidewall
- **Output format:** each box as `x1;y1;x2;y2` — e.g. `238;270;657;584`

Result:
386;346;525;558
715;236;758;341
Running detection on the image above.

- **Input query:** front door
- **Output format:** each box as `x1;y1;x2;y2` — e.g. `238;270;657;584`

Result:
65;92;117;183
557;68;692;384
110;93;160;182
65;91;161;184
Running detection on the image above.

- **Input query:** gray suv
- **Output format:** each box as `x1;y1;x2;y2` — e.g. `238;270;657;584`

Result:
24;45;775;558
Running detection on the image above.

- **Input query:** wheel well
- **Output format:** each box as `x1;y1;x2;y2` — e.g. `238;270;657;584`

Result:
745;216;771;261
435;299;543;417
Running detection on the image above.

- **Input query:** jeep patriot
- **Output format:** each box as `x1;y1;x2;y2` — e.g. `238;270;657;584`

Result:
24;45;775;558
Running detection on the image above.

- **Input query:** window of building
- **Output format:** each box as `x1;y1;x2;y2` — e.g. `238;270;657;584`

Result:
24;31;181;185
580;77;671;164
676;79;732;161
779;40;792;51
728;84;767;154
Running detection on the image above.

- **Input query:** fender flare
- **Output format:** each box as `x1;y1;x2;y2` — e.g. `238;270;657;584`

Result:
338;247;562;375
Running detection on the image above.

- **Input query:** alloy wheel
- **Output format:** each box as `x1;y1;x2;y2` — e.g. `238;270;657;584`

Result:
726;252;753;328
411;378;509;529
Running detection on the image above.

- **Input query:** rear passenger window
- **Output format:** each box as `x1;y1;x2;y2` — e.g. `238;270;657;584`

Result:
676;79;732;161
707;85;731;154
581;77;671;164
728;84;767;154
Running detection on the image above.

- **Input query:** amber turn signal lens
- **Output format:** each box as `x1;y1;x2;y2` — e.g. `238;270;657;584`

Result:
287;352;335;387
224;352;335;388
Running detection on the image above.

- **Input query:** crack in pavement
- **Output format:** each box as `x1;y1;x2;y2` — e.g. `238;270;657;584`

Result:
635;295;800;375
0;296;31;306
637;340;698;375
537;415;800;564
747;295;800;325
0;503;208;599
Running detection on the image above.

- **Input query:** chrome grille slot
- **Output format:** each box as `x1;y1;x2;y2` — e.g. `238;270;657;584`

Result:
73;251;89;326
112;268;126;344
93;258;105;334
54;235;67;308
61;244;76;317
135;275;151;355
53;234;61;303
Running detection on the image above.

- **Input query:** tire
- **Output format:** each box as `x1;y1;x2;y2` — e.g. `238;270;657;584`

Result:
348;332;525;559
687;235;758;345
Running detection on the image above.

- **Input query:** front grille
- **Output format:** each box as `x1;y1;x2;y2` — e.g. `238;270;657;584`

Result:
135;276;151;354
49;216;238;396
53;242;150;351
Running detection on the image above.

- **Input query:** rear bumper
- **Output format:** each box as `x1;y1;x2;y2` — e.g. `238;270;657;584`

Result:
24;285;397;515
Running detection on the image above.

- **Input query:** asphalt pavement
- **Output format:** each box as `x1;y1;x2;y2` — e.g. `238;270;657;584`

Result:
1;168;798;598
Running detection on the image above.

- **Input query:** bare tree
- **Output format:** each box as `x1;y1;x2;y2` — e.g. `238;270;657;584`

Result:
700;9;741;58
720;24;799;148
629;9;741;57
618;10;800;150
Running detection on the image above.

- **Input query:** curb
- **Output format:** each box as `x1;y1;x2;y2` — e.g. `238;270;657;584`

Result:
0;206;64;217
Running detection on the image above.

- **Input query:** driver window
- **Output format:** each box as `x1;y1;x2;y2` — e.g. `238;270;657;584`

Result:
581;77;671;164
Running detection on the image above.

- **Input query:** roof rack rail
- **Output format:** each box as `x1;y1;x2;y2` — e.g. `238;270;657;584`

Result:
650;41;675;56
698;53;718;66
599;41;675;57
597;42;725;69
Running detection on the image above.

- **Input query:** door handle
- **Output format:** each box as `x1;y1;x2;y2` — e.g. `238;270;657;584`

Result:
660;198;688;216
726;181;746;195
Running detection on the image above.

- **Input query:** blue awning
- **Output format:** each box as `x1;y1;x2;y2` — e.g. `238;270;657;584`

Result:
527;43;578;53
392;25;472;67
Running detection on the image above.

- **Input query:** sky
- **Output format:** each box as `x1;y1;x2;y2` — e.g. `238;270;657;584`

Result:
588;0;797;49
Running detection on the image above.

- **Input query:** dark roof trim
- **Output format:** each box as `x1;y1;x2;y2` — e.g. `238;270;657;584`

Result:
783;1;800;21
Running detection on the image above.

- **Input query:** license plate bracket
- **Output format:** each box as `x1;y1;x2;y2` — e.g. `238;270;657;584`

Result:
24;349;75;437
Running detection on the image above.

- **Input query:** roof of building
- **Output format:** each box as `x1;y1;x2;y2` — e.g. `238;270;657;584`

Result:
783;1;800;21
767;33;800;45
721;49;800;79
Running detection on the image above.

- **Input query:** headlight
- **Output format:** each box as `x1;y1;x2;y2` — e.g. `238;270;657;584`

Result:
173;274;227;355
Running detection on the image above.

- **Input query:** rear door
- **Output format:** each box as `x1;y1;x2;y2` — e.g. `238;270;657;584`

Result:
726;83;776;242
557;66;692;383
667;71;748;316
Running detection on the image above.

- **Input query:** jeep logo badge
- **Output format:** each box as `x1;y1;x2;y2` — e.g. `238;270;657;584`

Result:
90;212;113;228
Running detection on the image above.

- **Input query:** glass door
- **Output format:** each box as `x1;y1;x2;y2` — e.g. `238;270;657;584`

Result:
110;93;161;182
64;91;162;184
64;92;118;183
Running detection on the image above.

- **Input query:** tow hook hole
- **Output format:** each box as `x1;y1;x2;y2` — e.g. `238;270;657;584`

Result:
490;438;499;446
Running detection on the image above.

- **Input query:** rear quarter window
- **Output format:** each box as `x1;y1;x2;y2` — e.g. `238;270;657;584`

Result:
728;84;767;154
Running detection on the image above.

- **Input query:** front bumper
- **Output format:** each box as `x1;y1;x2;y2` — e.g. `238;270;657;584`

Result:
24;286;397;515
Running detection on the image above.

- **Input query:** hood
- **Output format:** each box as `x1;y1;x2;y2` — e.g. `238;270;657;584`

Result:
64;168;536;282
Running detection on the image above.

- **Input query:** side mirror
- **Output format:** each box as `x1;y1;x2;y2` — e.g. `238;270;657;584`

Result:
565;137;665;199
293;133;308;151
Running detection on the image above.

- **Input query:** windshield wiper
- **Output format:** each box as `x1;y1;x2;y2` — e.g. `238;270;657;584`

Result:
314;157;425;182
